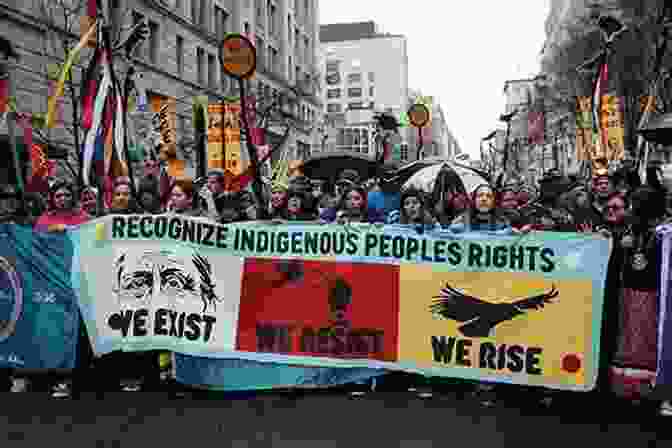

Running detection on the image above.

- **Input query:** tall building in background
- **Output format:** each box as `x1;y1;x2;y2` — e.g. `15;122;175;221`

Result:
0;0;321;180
317;21;410;159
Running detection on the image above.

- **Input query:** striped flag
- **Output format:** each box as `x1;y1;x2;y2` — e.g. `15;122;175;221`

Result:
591;58;608;158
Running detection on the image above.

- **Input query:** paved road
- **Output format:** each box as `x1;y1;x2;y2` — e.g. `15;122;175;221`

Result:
1;387;669;447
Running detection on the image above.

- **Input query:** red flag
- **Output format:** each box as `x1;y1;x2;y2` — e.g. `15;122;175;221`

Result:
0;77;8;113
528;110;545;145
250;127;265;146
87;0;97;17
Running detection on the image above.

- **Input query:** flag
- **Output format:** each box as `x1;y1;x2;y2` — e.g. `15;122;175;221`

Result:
600;95;625;161
82;48;112;185
47;64;63;127
591;58;608;160
28;143;50;193
48;20;97;128
575;96;594;161
0;76;7;113
528;108;545;145
80;48;101;130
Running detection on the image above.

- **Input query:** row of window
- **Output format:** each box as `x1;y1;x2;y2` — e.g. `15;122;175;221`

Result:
326;102;374;113
326;86;374;99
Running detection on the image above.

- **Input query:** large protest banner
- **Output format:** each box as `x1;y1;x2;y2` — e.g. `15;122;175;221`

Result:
0;224;78;371
77;215;610;390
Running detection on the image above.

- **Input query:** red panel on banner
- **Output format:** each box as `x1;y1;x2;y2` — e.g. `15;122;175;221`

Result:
236;258;400;362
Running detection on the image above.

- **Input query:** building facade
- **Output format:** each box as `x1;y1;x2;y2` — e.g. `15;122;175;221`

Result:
316;21;410;160
0;0;321;181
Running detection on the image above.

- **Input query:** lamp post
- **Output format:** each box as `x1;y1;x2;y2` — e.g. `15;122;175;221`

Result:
481;131;496;178
499;110;517;177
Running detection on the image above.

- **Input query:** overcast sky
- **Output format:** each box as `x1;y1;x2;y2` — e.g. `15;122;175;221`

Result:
319;1;551;159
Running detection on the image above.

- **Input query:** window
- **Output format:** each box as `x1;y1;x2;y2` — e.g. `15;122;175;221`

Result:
347;87;362;98
295;66;300;84
191;0;198;23
327;89;340;99
208;53;217;88
256;38;264;71
174;0;181;13
244;22;250;35
214;6;229;40
347;73;361;83
256;0;263;24
196;47;205;85
327;103;342;113
368;72;375;82
200;0;209;28
288;56;293;82
400;144;409;161
304;36;309;67
369;86;374;97
176;36;184;76
348;102;363;110
288;15;292;42
268;1;276;36
326;60;339;72
304;0;309;20
269;46;278;74
148;20;159;64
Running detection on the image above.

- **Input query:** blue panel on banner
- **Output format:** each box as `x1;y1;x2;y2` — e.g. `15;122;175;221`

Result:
174;353;386;391
0;224;79;370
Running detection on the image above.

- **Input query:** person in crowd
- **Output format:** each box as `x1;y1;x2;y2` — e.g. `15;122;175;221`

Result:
216;193;244;224
269;183;289;219
284;186;317;222
108;177;136;214
35;179;90;231
239;190;260;221
318;194;338;218
497;184;526;228
520;174;575;232
580;169;613;230
80;186;100;218
334;169;360;200
449;184;520;235
431;165;468;227
387;188;437;230
594;191;629;408
167;179;199;216
610;184;665;414
288;175;315;215
310;178;326;205
368;178;401;220
325;185;384;224
137;179;162;214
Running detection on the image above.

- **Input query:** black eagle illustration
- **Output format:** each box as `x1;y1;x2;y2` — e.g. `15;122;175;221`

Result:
429;284;559;338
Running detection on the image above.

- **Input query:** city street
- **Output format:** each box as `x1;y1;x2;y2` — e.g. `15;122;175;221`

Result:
1;387;669;447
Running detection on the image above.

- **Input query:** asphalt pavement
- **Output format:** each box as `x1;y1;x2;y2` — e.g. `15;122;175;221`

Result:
1;386;669;447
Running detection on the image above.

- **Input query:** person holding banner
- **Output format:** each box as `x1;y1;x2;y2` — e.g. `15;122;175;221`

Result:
35;180;90;232
390;188;437;229
449;184;520;235
166;179;199;216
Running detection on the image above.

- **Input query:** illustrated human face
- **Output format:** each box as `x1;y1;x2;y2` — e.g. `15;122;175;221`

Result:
287;196;302;214
170;186;190;211
271;190;287;209
207;175;224;195
403;196;422;221
474;187;495;213
345;190;364;211
53;187;73;210
606;196;626;225
112;184;130;210
499;191;518;210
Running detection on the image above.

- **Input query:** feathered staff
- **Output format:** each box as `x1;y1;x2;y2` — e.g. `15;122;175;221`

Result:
192;254;222;313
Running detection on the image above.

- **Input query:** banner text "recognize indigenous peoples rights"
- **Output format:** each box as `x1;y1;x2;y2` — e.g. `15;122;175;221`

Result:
108;215;556;273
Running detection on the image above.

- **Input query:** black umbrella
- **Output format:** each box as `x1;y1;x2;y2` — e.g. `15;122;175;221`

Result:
639;112;672;146
301;151;393;185
379;159;446;192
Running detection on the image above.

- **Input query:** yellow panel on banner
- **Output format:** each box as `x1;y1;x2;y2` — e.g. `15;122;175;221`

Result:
397;268;595;389
150;94;177;161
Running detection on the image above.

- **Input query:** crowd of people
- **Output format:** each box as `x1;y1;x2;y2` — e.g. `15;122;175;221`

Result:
0;157;670;417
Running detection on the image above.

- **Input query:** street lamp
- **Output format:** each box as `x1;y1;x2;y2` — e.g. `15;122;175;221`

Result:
499;110;517;176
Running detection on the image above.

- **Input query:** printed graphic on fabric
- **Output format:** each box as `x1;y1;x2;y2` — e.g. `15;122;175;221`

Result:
236;258;400;362
429;283;559;338
0;256;22;343
112;249;221;313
